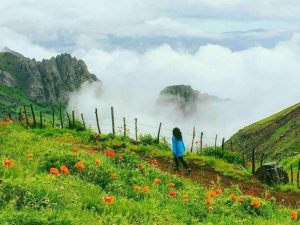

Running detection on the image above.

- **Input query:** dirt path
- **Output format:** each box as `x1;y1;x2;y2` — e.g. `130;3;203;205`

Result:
142;155;300;208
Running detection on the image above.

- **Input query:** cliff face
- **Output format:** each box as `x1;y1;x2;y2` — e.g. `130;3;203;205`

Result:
0;50;99;104
157;85;223;115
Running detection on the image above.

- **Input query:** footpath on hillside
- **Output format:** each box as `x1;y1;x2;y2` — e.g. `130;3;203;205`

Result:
141;155;300;208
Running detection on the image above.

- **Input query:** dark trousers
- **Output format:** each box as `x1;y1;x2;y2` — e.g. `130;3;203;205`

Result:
174;156;188;170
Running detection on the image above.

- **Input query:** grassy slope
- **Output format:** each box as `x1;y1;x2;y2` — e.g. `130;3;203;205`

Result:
227;103;300;169
0;122;298;224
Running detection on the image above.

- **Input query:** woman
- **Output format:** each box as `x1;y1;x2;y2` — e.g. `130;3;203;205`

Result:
172;127;191;174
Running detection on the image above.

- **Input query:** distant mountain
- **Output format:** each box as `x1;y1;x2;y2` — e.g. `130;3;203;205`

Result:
227;103;300;163
157;85;228;115
0;48;100;104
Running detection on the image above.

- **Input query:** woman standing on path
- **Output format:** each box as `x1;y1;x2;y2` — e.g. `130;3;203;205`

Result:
172;127;191;174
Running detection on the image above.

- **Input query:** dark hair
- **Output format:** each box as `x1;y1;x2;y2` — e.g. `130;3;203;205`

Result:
173;127;182;140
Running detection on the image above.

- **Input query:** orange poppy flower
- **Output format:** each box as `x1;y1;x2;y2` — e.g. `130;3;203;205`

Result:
205;199;213;205
2;159;14;168
216;189;222;195
291;211;298;221
27;153;33;160
105;150;115;157
207;190;217;198
168;183;175;188
73;148;79;154
60;165;69;175
96;159;102;165
153;178;161;184
248;189;254;196
137;164;143;169
229;194;236;200
183;194;189;200
110;173;117;179
251;200;261;207
151;159;158;165
50;167;59;175
0;121;7;126
169;190;176;197
75;161;85;170
142;186;150;193
103;196;115;204
133;185;140;191
237;197;244;203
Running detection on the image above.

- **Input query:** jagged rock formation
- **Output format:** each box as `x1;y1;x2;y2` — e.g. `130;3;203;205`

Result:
157;85;225;115
0;49;99;104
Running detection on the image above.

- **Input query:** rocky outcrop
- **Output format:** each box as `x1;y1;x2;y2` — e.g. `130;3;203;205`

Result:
157;85;225;115
255;162;289;186
0;50;100;104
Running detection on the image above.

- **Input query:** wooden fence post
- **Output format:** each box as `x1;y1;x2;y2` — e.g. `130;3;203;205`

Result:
40;112;43;129
59;105;63;129
214;134;218;150
200;132;203;151
72;110;75;128
95;108;101;134
8;112;12;121
81;113;86;129
252;147;255;175
135;118;138;141
30;104;36;127
191;126;195;152
221;138;225;151
230;140;233;151
291;164;294;184
23;105;29;126
111;106;115;135
157;122;162;143
52;106;55;127
123;117;126;137
260;153;265;166
66;112;71;128
19;108;22;123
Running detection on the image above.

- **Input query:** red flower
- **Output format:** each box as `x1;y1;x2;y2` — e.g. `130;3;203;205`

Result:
2;159;14;168
75;161;85;170
103;196;115;204
169;190;177;197
248;189;254;196
137;164;143;169
183;194;189;200
96;159;102;165
27;153;33;160
153;178;161;184
151;159;158;165
50;167;59;175
216;189;223;195
168;183;175;188
0;121;7;126
142;186;150;193
207;190;217;198
73;148;79;154
105;150;115;157
205;199;213;205
251;200;261;207
133;185;140;191
110;173;117;179
229;194;236;200
291;211;298;221
60;165;69;175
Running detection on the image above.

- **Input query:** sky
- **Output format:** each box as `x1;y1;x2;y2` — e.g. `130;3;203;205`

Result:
1;0;300;146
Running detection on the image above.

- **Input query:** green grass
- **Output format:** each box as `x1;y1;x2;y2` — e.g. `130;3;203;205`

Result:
0;121;299;224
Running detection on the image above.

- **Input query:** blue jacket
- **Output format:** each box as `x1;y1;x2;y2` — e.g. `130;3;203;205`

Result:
172;136;185;157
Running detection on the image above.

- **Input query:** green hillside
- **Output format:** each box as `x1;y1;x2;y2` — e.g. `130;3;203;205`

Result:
0;120;298;224
227;103;300;168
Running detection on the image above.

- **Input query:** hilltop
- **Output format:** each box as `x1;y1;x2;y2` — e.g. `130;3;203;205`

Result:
0;49;100;106
227;103;300;167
